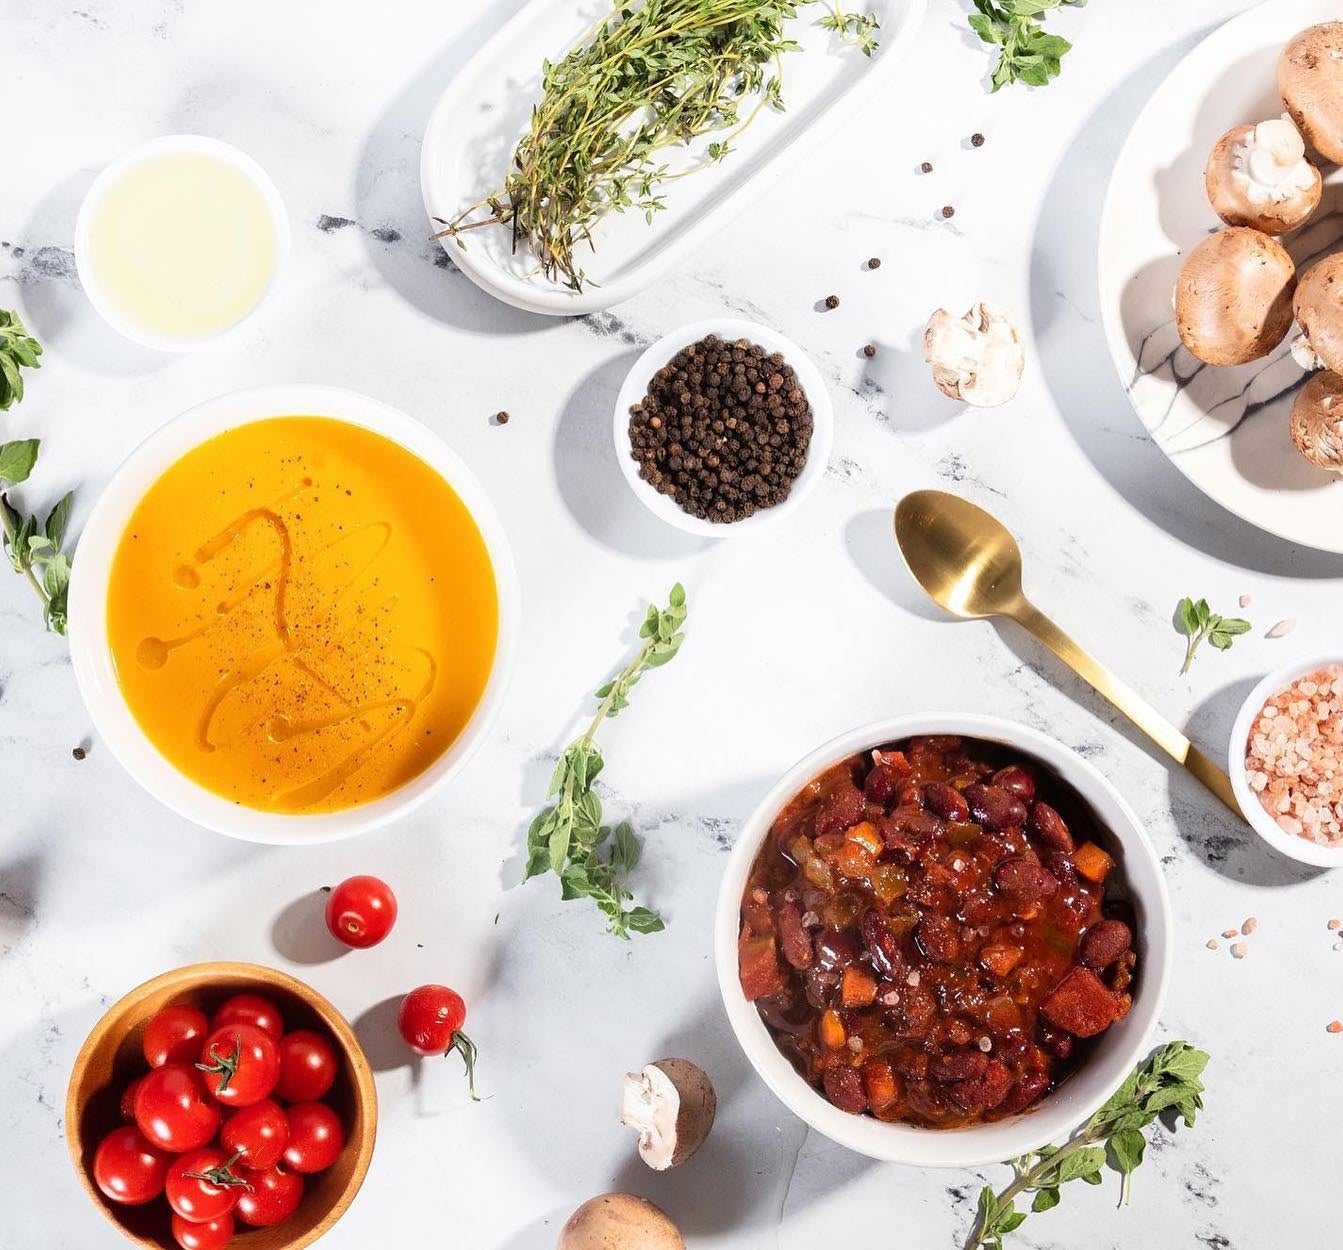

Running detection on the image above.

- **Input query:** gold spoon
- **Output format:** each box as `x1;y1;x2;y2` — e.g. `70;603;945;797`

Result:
893;489;1241;815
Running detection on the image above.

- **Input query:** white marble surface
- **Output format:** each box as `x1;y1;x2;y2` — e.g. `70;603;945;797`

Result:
2;1;1340;1246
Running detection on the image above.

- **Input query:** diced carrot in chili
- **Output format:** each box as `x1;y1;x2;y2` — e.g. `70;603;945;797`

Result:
836;842;877;881
862;1057;899;1110
842;966;878;1007
846;821;884;856
803;855;834;890
1040;967;1119;1038
1072;842;1115;884
738;933;787;1001
870;863;908;903
819;1008;847;1049
979;945;1023;978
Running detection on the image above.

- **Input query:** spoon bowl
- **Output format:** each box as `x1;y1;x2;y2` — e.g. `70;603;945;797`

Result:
893;490;1026;619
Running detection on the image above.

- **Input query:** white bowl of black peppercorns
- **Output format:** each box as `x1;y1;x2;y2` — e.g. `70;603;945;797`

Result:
614;318;834;536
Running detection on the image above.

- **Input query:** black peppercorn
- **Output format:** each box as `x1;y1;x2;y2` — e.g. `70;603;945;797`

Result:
920;161;933;173
971;132;986;148
941;205;955;219
494;410;510;425
824;294;840;309
863;344;877;358
867;257;881;270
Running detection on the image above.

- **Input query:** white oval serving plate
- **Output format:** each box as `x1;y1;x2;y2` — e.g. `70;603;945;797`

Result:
1098;0;1343;553
422;0;927;316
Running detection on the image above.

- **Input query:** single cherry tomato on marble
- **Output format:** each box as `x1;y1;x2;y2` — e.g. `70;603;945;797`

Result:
143;1005;211;1069
93;1126;171;1205
212;993;285;1043
120;1076;144;1122
196;1023;280;1107
282;1102;345;1174
325;875;398;949
135;1064;221;1153
234;1164;304;1227
273;1030;338;1103
171;1212;235;1250
397;984;480;1100
220;1098;289;1170
164;1147;248;1223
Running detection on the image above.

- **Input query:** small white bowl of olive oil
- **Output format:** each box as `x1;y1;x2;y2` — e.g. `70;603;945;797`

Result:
75;135;290;352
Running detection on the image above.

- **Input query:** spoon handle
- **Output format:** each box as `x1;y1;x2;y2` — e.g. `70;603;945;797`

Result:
1012;601;1241;816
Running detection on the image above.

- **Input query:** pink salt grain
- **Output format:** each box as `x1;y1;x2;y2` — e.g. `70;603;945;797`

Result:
1244;664;1343;847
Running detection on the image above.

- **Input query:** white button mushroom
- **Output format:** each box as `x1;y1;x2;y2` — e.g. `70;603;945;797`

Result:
1204;116;1321;235
1173;227;1297;366
1290;370;1343;471
1279;22;1343;164
558;1194;684;1250
923;302;1025;407
1292;254;1343;374
620;1058;716;1171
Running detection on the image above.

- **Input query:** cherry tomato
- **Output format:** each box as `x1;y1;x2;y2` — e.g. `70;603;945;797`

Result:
135;1064;221;1153
213;993;285;1043
143;1004;210;1069
165;1147;247;1223
120;1076;144;1122
273;1030;338;1103
397;984;480;1100
235;1164;303;1227
220;1098;289;1170
93;1126;170;1205
197;1023;280;1107
171;1212;234;1250
282;1102;345;1174
324;875;398;948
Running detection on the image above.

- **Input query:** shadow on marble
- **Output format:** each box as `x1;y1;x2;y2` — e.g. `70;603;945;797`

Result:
844;506;959;624
352;3;553;336
0;849;45;948
352;994;408;1073
553;353;715;559
270;888;349;965
8;172;168;378
1028;41;1343;578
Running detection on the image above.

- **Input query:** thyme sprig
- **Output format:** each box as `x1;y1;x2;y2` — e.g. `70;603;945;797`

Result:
970;1041;1209;1248
434;1;877;290
523;584;688;937
969;0;1086;91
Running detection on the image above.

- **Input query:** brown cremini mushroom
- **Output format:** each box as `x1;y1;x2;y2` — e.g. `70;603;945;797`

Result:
1292;253;1343;373
1291;370;1343;470
1174;228;1296;365
1279;23;1343;163
1204;117;1321;235
620;1058;716;1171
557;1194;684;1250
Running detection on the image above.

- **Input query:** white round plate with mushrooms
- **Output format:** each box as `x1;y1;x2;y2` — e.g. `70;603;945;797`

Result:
1099;0;1343;553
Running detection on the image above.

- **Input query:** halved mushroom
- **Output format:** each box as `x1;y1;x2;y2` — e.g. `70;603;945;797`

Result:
1279;23;1343;163
1290;370;1343;470
1204;116;1321;235
1174;228;1296;365
1292;253;1343;373
557;1194;684;1250
923;302;1025;407
621;1058;716;1171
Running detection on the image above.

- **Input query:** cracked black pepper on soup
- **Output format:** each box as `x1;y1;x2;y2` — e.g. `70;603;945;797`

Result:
628;335;813;523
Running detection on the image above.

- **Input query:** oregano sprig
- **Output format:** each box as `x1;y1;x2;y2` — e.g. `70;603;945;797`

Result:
0;309;42;411
1174;596;1251;674
523;584;688;938
968;0;1086;91
970;1041;1209;1249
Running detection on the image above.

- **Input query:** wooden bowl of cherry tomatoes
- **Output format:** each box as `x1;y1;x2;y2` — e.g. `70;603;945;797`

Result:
65;962;376;1250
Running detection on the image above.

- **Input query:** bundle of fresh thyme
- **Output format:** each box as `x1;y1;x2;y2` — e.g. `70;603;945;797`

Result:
434;1;877;290
524;584;688;937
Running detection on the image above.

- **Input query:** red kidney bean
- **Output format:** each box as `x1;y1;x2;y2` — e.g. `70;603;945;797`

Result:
815;928;860;972
896;783;925;808
896;985;936;1037
992;765;1036;802
1041;850;1077;887
998;1070;1051;1116
865;764;903;804
1039;1025;1074;1061
993;858;1059;906
814;783;867;838
894;1048;929;1079
929;1049;989;1083
1030;801;1074;851
823;1065;869;1114
948;1059;1013;1112
963;784;1028;831
1079;918;1132;971
924;781;970;822
916;913;961;962
861;909;908;982
776;901;814;970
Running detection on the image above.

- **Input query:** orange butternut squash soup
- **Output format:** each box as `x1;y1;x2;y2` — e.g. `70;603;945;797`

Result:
106;417;498;814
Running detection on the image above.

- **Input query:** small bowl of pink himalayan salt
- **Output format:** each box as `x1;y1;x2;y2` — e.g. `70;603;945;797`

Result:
1230;654;1343;867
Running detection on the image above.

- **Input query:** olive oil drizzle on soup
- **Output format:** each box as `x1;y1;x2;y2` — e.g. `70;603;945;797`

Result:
107;417;498;813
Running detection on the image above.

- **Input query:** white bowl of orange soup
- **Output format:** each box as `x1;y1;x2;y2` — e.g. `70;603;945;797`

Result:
69;385;518;842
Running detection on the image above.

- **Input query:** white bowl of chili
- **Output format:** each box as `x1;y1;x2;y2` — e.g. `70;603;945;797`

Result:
715;714;1172;1168
612;318;834;537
